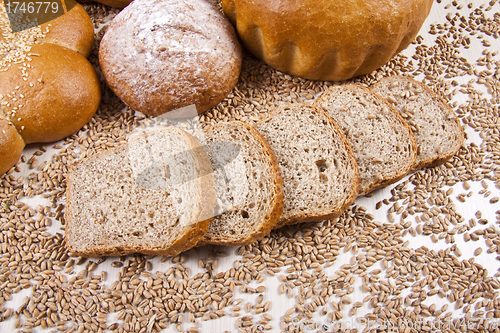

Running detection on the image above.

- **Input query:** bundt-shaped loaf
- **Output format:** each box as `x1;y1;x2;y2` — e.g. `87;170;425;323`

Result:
222;0;433;81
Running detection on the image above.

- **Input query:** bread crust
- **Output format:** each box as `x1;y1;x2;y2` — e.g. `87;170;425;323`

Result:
0;119;25;175
64;128;216;258
39;4;95;57
0;4;100;174
99;0;242;117
200;121;284;246
222;0;433;81
405;79;464;170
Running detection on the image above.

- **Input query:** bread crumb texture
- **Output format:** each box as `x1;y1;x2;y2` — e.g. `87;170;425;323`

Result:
65;127;215;257
201;121;284;245
315;84;417;195
255;103;359;227
372;75;465;170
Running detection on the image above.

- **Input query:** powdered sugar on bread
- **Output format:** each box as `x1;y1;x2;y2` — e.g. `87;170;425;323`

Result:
99;0;242;117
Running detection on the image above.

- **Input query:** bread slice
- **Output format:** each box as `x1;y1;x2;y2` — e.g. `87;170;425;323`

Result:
64;127;216;257
254;103;360;228
199;121;284;246
314;84;417;195
371;75;465;170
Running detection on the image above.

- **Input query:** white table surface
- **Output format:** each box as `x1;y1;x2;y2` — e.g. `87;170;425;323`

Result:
1;0;500;332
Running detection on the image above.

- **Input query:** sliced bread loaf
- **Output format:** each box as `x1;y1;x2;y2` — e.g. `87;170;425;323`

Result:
199;121;284;246
254;103;360;228
314;84;417;195
372;75;465;170
65;127;216;257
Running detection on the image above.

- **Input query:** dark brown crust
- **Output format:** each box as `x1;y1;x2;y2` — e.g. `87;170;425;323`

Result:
222;0;433;81
64;128;216;258
199;121;284;246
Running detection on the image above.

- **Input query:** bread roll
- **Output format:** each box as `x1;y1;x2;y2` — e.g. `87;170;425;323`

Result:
99;0;242;117
222;0;433;81
1;43;101;144
0;4;101;175
0;118;25;175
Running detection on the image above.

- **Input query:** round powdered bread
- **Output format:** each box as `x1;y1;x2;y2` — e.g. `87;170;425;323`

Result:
99;0;242;117
0;4;101;175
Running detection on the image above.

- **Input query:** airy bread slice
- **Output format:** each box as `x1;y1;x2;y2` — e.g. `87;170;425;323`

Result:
65;127;216;257
254;103;360;228
199;121;284;246
314;84;417;195
372;75;465;170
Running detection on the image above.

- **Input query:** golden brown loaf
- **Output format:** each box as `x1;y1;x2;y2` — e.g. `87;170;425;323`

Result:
0;4;101;175
99;0;242;117
222;0;433;81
